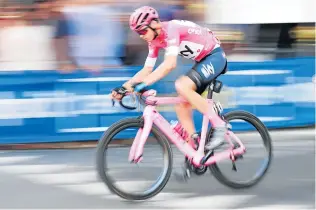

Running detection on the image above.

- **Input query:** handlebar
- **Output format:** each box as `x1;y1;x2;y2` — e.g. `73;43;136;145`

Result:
111;97;137;110
111;88;156;110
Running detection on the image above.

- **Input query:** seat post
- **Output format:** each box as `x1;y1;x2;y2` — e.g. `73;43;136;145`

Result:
207;82;214;99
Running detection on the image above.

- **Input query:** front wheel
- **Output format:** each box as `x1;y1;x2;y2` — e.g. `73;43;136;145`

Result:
96;117;173;200
209;110;273;189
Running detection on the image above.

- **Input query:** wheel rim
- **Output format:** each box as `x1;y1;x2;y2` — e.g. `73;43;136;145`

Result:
98;121;171;197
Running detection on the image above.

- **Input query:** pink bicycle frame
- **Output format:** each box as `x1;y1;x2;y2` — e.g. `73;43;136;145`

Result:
128;90;246;167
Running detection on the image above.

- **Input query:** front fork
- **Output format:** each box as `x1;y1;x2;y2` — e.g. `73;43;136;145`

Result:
128;125;143;163
128;110;154;163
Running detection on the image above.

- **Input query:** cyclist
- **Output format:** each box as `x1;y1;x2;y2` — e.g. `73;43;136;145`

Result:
111;6;229;179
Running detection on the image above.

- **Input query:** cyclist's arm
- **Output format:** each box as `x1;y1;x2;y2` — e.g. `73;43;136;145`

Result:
123;45;159;89
142;54;177;86
123;66;153;89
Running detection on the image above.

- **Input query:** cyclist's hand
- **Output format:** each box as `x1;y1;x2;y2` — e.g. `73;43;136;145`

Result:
123;83;134;92
111;91;123;101
111;86;128;101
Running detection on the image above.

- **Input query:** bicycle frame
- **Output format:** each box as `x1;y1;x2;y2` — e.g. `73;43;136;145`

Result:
128;90;246;167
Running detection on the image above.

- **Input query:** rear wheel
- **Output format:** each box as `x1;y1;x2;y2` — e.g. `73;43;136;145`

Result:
208;110;273;189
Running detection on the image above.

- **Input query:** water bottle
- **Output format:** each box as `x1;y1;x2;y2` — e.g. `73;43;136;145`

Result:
170;120;181;132
170;120;179;129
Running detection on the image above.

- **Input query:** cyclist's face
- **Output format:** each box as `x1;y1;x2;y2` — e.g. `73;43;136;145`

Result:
139;27;155;42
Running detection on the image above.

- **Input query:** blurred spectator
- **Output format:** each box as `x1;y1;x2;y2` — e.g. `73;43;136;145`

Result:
54;0;125;72
0;0;57;71
111;0;149;66
0;0;313;72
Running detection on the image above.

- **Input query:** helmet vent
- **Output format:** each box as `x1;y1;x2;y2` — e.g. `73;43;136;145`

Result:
141;13;149;23
136;13;142;25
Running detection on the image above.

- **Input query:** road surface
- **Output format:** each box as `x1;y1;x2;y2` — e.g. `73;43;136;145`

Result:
0;129;314;209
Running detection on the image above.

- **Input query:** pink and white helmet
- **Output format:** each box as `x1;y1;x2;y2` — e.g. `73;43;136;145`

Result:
129;6;159;31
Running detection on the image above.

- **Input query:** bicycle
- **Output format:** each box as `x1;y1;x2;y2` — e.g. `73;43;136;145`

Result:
96;78;273;201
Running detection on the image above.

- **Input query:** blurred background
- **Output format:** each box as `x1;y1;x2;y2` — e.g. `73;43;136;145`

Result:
0;0;314;71
0;0;314;209
0;0;314;144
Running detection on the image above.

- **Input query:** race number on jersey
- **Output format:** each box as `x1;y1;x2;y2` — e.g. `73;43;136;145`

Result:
179;41;204;60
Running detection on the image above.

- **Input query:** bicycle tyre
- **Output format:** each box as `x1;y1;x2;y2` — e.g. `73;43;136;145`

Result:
96;117;173;200
208;110;273;189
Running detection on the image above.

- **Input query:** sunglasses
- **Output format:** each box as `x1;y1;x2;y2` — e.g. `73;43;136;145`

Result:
136;26;149;35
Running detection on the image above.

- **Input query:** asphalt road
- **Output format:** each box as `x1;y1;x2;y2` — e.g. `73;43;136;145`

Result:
0;129;314;209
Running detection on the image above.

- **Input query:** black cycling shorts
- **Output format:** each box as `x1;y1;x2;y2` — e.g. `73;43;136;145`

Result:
186;46;228;94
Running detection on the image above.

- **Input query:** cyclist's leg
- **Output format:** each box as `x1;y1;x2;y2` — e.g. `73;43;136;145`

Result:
173;47;228;181
173;78;204;182
175;47;228;149
174;101;196;146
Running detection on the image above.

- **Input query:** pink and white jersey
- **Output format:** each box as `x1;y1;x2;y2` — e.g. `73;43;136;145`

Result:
144;20;221;67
